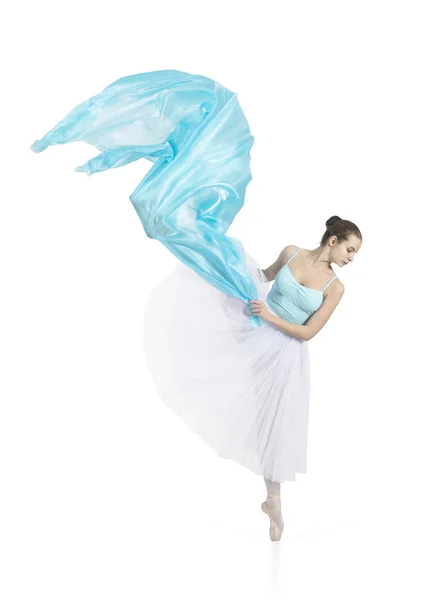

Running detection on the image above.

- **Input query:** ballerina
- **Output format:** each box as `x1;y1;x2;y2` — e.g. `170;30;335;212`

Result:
30;69;363;541
248;223;362;539
142;217;362;541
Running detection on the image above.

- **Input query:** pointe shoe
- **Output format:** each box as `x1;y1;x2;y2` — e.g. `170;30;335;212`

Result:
261;493;284;541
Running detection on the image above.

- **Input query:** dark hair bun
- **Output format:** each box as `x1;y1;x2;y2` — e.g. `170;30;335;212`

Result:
320;215;361;246
326;215;342;229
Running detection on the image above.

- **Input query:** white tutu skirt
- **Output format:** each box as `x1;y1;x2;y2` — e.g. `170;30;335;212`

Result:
142;252;311;483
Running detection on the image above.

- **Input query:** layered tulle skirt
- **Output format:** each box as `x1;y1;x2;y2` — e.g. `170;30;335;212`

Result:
142;251;311;483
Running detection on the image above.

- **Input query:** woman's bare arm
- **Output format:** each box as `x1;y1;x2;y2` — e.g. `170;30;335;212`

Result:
303;282;345;339
264;314;311;341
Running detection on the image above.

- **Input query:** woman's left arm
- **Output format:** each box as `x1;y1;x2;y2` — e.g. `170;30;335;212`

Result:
264;313;310;340
249;282;345;341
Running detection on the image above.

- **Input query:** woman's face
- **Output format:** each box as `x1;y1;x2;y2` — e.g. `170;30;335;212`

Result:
333;234;361;267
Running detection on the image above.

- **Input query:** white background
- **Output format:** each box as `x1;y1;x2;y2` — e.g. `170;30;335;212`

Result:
2;1;425;598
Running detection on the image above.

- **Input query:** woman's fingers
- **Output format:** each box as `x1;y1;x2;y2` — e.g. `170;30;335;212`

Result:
249;299;264;314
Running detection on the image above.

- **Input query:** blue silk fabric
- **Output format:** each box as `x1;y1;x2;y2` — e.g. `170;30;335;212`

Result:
30;70;264;328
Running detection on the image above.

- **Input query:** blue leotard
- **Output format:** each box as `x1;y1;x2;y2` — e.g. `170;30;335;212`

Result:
266;248;337;325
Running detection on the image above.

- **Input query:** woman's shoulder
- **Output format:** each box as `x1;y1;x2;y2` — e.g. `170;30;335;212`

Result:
261;245;299;281
325;275;345;296
281;245;300;263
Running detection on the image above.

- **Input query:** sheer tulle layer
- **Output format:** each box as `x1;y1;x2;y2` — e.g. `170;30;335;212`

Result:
142;251;311;483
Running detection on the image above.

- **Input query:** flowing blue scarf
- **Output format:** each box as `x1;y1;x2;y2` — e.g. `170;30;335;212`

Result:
30;70;263;328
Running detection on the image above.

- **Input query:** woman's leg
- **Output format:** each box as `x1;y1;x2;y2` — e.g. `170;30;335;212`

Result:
264;478;280;496
263;477;284;529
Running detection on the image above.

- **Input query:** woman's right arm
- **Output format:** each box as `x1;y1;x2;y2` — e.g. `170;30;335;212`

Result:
261;245;296;281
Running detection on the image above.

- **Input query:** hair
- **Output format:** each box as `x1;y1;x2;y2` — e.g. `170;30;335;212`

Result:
319;215;362;247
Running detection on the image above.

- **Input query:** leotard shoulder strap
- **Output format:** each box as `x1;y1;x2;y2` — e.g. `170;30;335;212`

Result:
286;247;302;264
323;274;338;292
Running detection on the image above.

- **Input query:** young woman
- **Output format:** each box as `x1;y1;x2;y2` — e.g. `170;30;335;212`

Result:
30;69;362;541
142;216;362;541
